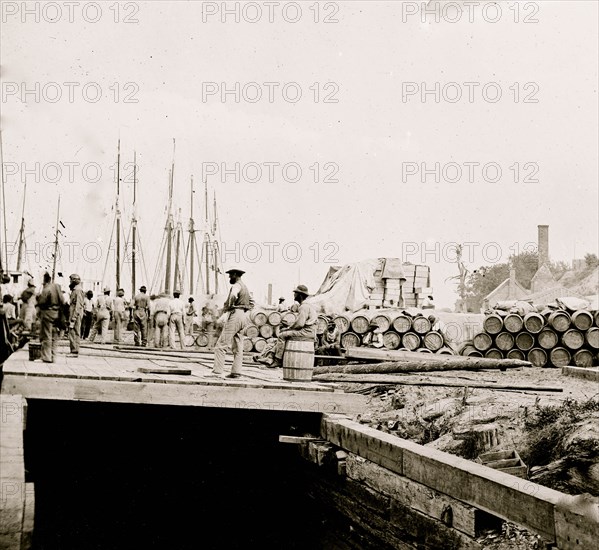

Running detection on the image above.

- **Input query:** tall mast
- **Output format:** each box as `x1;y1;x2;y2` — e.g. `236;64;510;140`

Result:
51;195;61;281
164;168;173;293
189;175;195;295
173;208;182;292
213;192;218;294
16;179;27;271
115;139;121;290
131;150;137;297
0;129;7;272
204;179;210;295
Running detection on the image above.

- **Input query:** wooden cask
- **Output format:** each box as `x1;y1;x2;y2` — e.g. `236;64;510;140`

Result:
437;347;454;355
315;315;329;335
537;329;558;350
485;349;504;360
507;349;525;361
282;339;315;382
586;327;599;349
402;332;421;351
282;311;297;327
504;314;524;334
253;338;267;353
351;314;371;335
473;332;493;352
259;324;274;339
483;314;504;335
548;311;571;332
382;331;401;350
561;329;584;351
341;332;361;350
573;349;594;368
495;332;515;352
523;312;545;334
528;348;547;368
245;325;259;339
571;310;593;331
418;348;434;354
515;332;535;352
462;345;483;357
243;338;253;352
268;311;283;327
550;347;571;368
423;331;444;352
392;314;412;334
333;315;351;333
196;333;209;347
250;310;268;327
372;313;394;333
412;316;431;335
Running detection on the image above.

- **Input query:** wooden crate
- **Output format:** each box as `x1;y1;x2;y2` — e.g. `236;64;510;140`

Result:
476;450;527;478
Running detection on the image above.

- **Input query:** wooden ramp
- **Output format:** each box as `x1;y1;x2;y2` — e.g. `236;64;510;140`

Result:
1;345;365;414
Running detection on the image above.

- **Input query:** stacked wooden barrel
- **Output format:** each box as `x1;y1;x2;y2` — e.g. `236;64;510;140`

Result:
238;309;297;352
464;309;599;367
334;309;453;354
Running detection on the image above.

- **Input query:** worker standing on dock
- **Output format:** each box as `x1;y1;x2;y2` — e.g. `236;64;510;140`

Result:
185;297;197;336
153;293;171;348
36;272;64;363
132;285;150;347
66;274;85;357
112;289;127;344
211;268;251;378
88;287;112;344
169;289;185;349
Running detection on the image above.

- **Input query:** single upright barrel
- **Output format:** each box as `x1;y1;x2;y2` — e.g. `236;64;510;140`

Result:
483;314;504;335
548;310;571;332
392;314;412;334
282;339;315;382
523;312;545;334
571;310;593;331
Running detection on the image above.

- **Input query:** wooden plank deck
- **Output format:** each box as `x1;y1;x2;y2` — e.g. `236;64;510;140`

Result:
1;345;366;414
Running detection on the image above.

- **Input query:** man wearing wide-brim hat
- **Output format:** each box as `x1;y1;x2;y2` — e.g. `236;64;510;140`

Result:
66;273;85;357
132;285;150;347
362;320;384;348
256;284;317;368
211;267;252;378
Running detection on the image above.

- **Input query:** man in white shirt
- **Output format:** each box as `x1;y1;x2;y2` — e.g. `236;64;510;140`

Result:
112;289;127;344
169;289;186;349
153;293;171;348
89;287;112;344
277;297;288;312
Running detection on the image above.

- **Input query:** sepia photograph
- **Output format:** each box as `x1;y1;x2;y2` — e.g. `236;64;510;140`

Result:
0;1;598;548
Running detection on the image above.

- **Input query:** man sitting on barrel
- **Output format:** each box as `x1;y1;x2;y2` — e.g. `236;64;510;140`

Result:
258;285;317;368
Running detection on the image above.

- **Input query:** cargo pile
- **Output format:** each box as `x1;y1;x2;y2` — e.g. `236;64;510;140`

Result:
239;309;298;353
464;308;599;368
325;309;454;355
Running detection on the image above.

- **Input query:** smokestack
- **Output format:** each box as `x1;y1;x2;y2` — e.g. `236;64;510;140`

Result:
538;225;549;266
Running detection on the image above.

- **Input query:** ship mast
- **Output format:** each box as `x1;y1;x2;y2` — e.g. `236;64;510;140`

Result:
115;139;122;290
163;139;176;294
204;179;210;295
0;129;7;273
51;195;61;281
15;180;27;271
131;151;137;296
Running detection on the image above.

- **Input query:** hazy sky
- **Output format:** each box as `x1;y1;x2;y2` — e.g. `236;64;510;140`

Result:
1;0;597;306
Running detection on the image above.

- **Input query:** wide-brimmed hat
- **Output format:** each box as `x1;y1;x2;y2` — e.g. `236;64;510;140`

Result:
292;285;310;296
27;279;36;287
139;285;147;292
103;286;110;292
173;289;181;295
225;267;245;275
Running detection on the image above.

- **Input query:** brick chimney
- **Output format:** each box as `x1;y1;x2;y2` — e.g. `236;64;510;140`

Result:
538;225;549;266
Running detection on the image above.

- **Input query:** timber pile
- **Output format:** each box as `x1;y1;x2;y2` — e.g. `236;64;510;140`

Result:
464;308;599;368
332;309;454;355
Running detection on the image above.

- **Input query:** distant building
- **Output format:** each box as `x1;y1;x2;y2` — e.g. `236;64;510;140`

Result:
482;267;529;311
572;259;586;271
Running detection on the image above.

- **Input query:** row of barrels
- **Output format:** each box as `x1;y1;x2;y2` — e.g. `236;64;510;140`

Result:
244;309;298;352
464;309;599;368
327;310;453;354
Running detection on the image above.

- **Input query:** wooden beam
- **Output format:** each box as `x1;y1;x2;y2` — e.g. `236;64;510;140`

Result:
1;376;366;415
278;435;321;444
321;415;574;542
561;366;599;382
